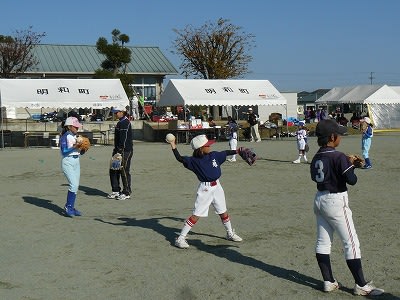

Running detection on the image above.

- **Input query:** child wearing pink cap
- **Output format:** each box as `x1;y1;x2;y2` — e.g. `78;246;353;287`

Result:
60;117;84;217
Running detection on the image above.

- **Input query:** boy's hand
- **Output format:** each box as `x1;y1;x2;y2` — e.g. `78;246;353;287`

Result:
165;133;177;149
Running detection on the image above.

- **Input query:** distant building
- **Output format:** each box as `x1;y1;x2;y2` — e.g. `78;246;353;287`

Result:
20;44;178;101
297;89;330;114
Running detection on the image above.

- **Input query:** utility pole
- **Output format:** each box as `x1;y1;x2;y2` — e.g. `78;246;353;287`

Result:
369;72;375;85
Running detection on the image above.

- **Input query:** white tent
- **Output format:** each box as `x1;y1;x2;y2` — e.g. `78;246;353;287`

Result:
0;78;129;118
159;79;287;107
315;85;400;129
0;78;130;148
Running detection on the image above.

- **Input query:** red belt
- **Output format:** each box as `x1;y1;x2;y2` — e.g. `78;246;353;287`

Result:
204;181;217;186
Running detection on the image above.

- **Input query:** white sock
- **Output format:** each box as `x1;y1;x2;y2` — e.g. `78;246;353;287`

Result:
222;219;233;234
180;218;196;237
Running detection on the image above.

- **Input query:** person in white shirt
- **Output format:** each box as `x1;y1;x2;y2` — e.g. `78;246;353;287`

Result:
292;121;308;163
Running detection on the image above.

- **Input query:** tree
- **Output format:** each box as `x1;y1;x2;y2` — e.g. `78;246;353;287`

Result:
95;29;134;99
0;26;46;78
96;29;132;77
172;18;255;80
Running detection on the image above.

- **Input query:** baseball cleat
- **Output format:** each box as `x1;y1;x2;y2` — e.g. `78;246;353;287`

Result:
354;281;384;296
73;208;82;216
292;159;301;164
175;236;189;249
323;280;339;292
64;206;75;217
117;193;130;200
107;192;120;199
226;230;243;242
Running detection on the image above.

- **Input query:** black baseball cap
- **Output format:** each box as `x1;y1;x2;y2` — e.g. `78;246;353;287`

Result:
316;119;347;137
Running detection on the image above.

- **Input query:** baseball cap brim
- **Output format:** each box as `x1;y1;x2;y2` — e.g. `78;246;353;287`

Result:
203;139;216;147
111;105;126;113
64;117;82;128
336;125;347;135
316;119;347;137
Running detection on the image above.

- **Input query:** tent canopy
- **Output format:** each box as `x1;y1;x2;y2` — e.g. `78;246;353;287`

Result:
0;78;129;110
315;84;400;130
158;79;287;107
315;85;400;104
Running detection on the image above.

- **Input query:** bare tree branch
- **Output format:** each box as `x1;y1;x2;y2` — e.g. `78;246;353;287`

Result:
0;26;46;78
172;18;255;79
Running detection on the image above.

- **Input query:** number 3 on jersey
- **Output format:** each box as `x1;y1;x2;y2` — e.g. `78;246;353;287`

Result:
314;160;324;182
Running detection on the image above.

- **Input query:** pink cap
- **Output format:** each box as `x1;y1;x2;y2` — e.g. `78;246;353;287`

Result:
64;117;82;128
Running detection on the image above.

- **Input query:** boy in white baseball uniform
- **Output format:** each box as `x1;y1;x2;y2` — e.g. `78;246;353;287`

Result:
293;121;308;163
167;134;242;249
310;119;384;296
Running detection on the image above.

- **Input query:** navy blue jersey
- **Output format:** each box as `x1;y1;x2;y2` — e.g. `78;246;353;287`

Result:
182;151;227;182
310;146;357;193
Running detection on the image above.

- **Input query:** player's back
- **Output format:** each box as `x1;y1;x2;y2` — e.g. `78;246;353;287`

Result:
310;146;353;193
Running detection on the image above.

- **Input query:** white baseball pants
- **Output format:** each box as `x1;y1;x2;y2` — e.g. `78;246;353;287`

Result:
314;190;361;260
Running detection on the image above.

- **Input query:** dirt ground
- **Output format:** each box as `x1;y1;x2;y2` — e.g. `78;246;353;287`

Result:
0;133;399;300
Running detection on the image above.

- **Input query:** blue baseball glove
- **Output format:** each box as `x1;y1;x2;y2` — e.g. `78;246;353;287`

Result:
110;153;123;170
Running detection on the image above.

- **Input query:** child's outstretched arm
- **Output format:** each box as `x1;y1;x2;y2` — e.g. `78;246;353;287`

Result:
166;137;184;163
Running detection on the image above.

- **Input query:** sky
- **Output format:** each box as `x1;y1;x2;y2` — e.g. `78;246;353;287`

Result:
2;0;400;92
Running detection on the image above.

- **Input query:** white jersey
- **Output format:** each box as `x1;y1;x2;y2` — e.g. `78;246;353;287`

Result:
296;128;307;141
295;128;307;151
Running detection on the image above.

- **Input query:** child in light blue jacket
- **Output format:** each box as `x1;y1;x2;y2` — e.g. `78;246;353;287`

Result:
361;117;374;169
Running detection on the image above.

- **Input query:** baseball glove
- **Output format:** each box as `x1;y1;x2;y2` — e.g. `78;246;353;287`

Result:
347;154;365;168
76;135;91;152
238;147;257;166
110;153;123;170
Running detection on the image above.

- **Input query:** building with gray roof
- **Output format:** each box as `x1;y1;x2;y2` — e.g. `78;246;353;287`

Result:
21;44;178;101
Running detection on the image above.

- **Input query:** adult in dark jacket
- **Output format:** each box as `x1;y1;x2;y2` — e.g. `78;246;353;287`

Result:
247;108;261;142
107;106;133;200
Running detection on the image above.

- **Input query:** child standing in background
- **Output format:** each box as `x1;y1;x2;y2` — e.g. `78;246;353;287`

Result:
292;121;308;164
361;117;373;169
226;116;238;162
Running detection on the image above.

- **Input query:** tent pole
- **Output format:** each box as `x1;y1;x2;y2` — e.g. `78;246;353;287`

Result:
285;104;288;138
0;106;4;149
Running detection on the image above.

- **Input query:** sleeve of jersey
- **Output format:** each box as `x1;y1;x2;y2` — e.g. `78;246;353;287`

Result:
363;126;373;138
340;153;357;185
172;148;184;164
60;134;76;156
225;150;237;156
215;151;227;163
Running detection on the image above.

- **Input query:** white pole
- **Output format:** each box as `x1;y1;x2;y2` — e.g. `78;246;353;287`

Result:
0;95;4;149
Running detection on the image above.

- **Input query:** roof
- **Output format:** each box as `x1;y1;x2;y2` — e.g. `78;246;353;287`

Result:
28;44;178;75
315;85;400;104
159;79;287;106
297;89;330;104
0;78;129;109
390;86;400;95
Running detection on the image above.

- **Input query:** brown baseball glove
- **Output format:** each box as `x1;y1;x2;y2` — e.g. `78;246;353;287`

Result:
347;154;365;168
76;136;91;152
